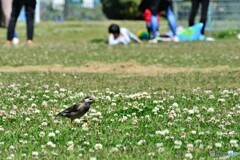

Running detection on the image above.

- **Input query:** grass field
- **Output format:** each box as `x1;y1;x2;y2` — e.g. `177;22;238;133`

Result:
0;21;239;160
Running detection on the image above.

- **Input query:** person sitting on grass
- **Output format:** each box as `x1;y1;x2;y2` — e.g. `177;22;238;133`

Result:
139;0;179;43
108;23;142;45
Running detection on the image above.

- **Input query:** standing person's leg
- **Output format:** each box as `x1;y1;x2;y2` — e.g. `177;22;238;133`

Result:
166;6;177;36
6;0;22;43
150;14;159;39
1;0;13;27
2;0;19;44
200;0;210;35
189;0;200;26
25;0;36;44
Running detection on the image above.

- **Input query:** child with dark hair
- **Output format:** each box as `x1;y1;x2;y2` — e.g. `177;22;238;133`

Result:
108;24;142;45
189;0;210;40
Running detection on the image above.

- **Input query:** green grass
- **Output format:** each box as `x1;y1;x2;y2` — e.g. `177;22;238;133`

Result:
0;21;239;160
0;21;239;67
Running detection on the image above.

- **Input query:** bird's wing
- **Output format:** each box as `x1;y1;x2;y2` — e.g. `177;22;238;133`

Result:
62;103;80;113
76;103;86;112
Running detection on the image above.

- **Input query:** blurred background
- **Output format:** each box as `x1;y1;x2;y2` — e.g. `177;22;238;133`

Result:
4;0;240;31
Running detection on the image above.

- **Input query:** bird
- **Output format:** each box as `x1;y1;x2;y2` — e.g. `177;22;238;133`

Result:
57;96;97;122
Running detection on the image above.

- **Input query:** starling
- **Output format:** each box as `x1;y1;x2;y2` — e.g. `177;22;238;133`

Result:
57;96;97;122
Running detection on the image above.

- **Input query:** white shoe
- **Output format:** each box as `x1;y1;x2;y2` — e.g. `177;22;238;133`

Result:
12;37;19;45
148;38;158;44
172;36;179;42
206;37;215;41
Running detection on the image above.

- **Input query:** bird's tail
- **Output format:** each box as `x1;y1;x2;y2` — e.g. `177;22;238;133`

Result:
56;112;63;116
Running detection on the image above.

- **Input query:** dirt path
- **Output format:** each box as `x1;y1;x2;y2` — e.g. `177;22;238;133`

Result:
0;62;236;76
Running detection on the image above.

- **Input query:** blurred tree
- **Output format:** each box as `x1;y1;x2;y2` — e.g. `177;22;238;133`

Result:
101;0;142;19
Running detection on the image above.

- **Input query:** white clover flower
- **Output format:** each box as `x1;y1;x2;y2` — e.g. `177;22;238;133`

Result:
31;103;37;108
9;145;15;150
132;117;138;125
209;95;215;99
25;117;31;121
228;131;236;135
230;140;238;145
137;140;146;145
10;110;16;115
0;126;4;132
67;145;74;151
188;110;194;114
52;151;59;156
230;140;238;147
7;154;15;160
218;98;225;103
96;112;102;116
41;122;48;127
155;129;169;135
216;131;223;137
172;103;178;108
73;118;81;124
94;143;103;150
191;130;197;134
158;147;164;152
55;130;60;134
84;141;90;145
21;153;27;157
148;152;155;156
48;132;56;138
174;140;182;146
199;144;204;149
121;116;128;122
215;142;222;148
105;96;111;101
110;147;119;153
12;105;18;110
222;90;229;94
170;96;174;100
47;141;56;148
54;83;60;88
156;143;163;148
89;149;95;153
34;109;40;114
32;151;38;157
67;141;74;146
60;88;66;92
53;120;59;124
41;101;48;107
89;157;97;160
39;131;45;137
152;107;159;114
185;153;193;159
187;144;194;151
82;123;89;131
186;117;192;122
195;140;202;144
207;108;214;113
174;145;181;149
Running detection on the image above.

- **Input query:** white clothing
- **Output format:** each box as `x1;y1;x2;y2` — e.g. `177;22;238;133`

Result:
108;27;141;45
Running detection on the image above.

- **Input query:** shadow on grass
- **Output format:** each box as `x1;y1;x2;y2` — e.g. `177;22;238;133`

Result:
89;38;106;44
